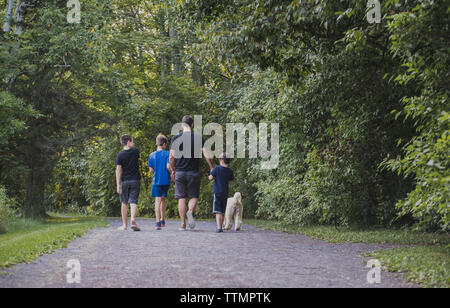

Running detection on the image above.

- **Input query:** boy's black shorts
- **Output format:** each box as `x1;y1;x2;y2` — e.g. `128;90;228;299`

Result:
120;180;140;204
213;193;228;214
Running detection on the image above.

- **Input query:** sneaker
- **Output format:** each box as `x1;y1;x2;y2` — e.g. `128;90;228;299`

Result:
117;225;127;231
216;229;223;233
155;222;162;230
161;220;166;228
186;211;196;230
178;225;187;231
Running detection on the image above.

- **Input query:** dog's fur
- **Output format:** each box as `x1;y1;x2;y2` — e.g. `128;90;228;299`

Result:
223;192;243;231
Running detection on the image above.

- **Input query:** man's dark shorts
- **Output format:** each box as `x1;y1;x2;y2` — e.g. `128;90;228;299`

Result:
174;171;201;199
213;193;228;214
121;180;140;204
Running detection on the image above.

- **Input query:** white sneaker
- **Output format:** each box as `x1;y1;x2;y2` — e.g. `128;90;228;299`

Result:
186;211;196;230
117;225;127;231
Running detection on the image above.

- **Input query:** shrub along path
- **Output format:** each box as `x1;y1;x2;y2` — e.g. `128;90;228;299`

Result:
0;219;417;288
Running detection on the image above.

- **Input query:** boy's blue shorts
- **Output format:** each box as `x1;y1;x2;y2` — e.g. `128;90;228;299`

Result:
151;185;170;198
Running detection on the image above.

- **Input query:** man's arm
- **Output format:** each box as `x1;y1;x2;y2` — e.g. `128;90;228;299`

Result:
116;165;122;194
169;149;176;174
202;147;214;171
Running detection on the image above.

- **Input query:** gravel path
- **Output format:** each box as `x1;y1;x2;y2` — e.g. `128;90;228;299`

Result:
0;219;417;288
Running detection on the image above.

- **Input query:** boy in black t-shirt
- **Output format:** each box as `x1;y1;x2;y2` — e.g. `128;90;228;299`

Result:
115;134;141;231
208;153;234;233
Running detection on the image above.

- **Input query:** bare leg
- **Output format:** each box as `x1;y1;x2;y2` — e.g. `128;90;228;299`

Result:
130;203;138;226
216;214;224;230
186;198;198;229
178;198;187;227
155;197;161;222
188;198;198;213
160;196;166;221
121;203;128;228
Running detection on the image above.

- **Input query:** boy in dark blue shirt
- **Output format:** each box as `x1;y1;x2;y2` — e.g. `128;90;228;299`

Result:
209;153;234;233
148;134;171;230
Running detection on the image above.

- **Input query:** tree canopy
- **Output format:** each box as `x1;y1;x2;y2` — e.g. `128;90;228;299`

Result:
0;0;448;231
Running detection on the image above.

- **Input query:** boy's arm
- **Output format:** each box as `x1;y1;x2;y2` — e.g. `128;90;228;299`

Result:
166;154;172;173
149;167;154;173
116;165;122;194
209;167;216;181
228;170;234;185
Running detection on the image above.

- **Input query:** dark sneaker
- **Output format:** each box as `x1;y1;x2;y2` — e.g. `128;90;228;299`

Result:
131;224;141;232
155;222;162;230
216;229;223;233
161;220;166;227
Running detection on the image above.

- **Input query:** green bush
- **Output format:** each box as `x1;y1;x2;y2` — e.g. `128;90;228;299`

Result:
382;0;450;231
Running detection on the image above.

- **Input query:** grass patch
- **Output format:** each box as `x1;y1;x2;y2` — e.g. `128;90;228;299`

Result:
365;245;450;288
244;219;449;245
244;219;450;288
0;216;108;269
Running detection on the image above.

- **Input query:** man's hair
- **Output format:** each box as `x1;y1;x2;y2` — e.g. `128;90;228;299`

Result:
182;115;194;128
120;134;133;146
156;133;168;146
219;152;232;165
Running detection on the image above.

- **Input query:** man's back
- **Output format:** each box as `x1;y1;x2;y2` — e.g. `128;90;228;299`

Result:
170;131;204;172
116;147;141;181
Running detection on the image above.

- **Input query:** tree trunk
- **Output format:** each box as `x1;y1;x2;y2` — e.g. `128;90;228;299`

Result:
3;0;15;32
168;13;184;74
13;0;26;35
25;168;33;216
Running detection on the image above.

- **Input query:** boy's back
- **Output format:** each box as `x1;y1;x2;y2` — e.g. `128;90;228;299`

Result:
211;165;234;196
116;147;140;181
148;150;170;186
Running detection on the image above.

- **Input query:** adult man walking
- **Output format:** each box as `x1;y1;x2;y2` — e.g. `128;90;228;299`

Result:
170;115;214;230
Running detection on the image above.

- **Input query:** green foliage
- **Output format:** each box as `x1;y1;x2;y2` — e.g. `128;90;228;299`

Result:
0;92;38;146
381;0;450;231
0;186;17;233
175;0;447;230
0;1;448;232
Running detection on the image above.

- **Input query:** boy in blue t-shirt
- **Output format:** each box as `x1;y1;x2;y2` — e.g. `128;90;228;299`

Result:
208;153;234;233
148;134;171;230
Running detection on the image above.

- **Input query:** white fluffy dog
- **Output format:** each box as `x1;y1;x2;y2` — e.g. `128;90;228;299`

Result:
223;192;243;231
